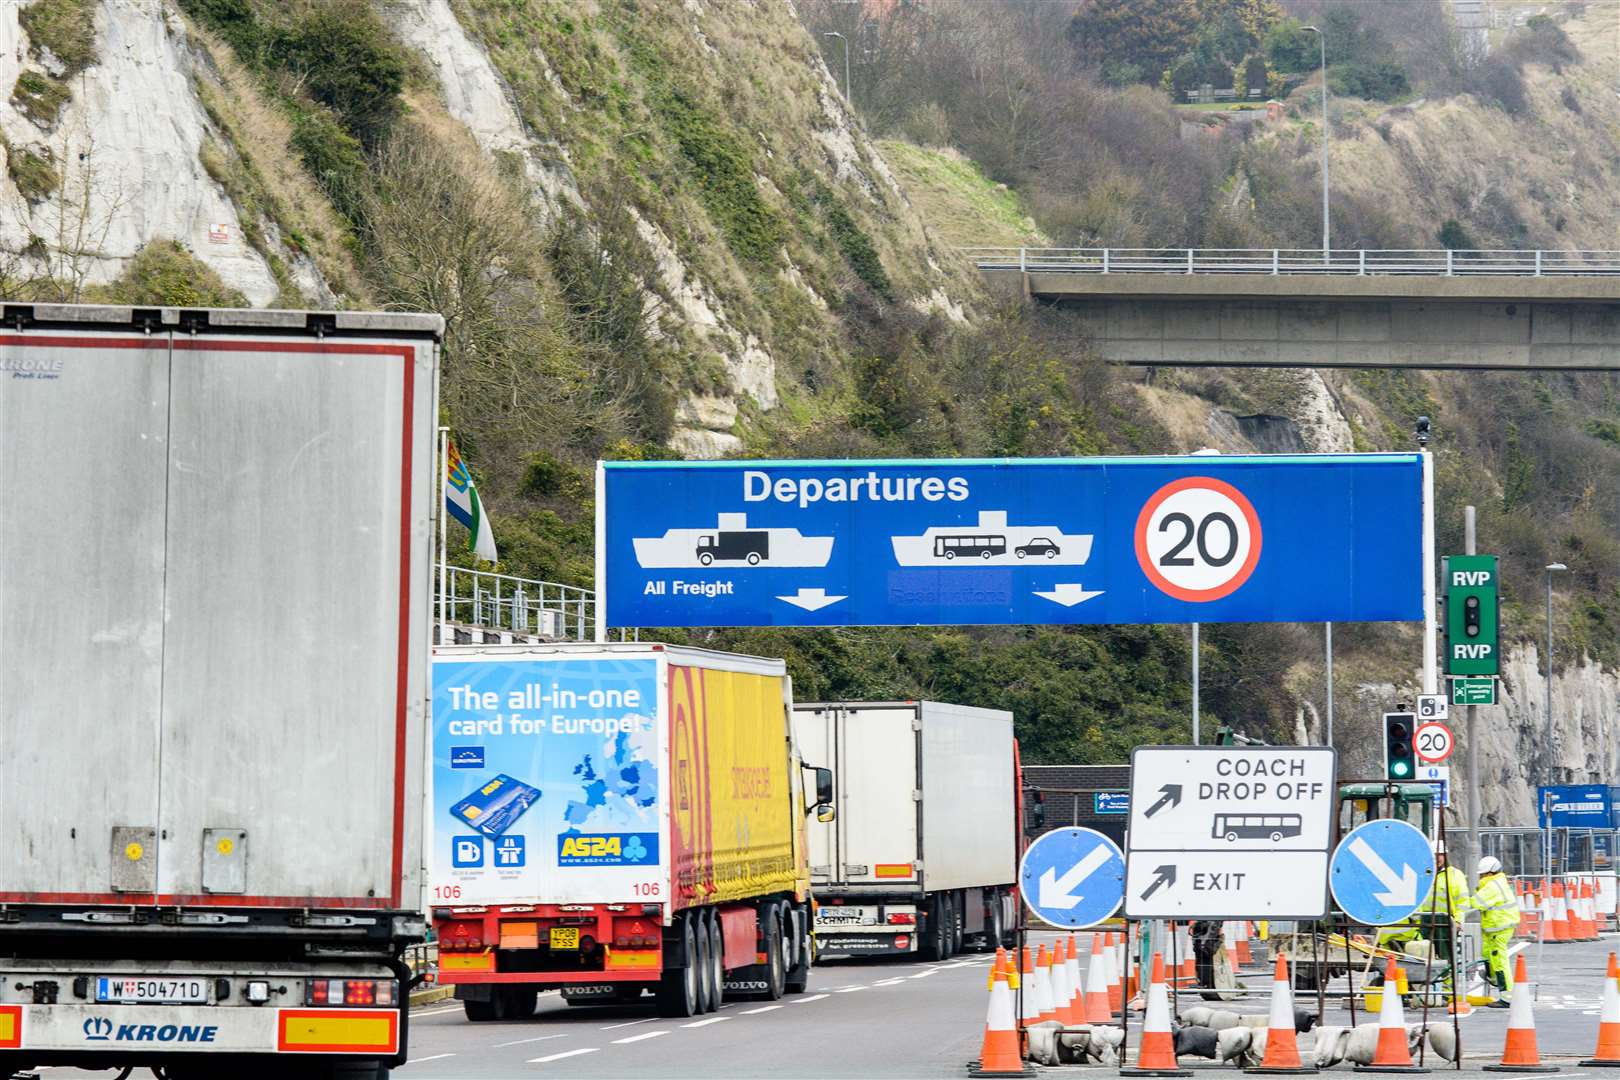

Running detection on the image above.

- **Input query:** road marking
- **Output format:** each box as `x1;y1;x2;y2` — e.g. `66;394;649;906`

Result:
908;970;940;979
740;1005;783;1014
494;1034;566;1048
682;1016;732;1028
413;1006;463;1017
835;985;868;993
530;1048;600;1064
613;1029;670;1044
600;1016;657;1030
406;1053;455;1064
792;994;828;1003
873;978;905;986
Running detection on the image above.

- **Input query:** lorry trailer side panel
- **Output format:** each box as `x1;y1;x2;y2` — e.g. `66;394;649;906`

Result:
0;322;437;907
918;702;1016;893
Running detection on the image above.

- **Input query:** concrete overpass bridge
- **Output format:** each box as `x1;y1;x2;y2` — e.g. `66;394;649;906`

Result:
970;247;1620;370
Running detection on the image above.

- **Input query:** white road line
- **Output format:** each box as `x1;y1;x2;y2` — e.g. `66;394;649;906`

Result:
792;994;828;1003
873;978;905;986
835;985;868;993
413;1006;463;1017
908;970;940;979
530;1048;600;1064
613;1029;671;1044
600;1016;657;1030
494;1034;566;1048
682;1016;732;1028
740;1005;783;1014
406;1053;456;1064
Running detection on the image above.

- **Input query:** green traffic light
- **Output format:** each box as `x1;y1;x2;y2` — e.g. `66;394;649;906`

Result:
1391;760;1411;778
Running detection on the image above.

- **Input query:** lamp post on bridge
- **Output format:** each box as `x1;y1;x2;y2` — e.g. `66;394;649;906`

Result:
1302;25;1330;260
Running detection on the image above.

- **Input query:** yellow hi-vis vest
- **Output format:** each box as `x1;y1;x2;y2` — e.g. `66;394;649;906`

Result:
1471;872;1521;933
1421;864;1471;919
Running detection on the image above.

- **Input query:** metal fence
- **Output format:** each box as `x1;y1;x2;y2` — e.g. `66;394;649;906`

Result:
436;564;595;642
961;247;1620;277
1479;826;1617;877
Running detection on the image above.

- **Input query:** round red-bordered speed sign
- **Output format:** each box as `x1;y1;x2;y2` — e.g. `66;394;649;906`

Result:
1413;721;1454;765
1134;477;1263;602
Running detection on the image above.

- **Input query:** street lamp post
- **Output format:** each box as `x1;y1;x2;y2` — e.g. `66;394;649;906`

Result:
1302;25;1330;259
1545;562;1568;786
823;31;851;110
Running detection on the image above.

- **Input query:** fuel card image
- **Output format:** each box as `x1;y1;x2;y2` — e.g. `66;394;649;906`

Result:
449;774;541;838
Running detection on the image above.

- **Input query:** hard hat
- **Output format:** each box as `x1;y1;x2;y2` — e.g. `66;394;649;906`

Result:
1478;856;1502;875
1431;838;1447;855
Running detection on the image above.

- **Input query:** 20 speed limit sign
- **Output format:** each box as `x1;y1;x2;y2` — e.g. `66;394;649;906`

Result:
1413;721;1454;764
1134;477;1263;602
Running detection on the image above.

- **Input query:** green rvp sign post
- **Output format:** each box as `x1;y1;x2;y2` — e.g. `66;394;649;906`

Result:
1444;554;1499;676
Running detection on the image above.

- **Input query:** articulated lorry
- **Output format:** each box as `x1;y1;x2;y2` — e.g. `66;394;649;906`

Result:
0;305;441;1079
791;701;1020;960
430;643;832;1019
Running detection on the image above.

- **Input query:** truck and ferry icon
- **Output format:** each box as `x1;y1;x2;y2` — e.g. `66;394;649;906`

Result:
633;514;834;569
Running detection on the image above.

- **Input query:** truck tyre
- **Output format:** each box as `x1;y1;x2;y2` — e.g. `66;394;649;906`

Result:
463;997;497;1022
693;912;715;1013
785;905;812;994
761;906;787;999
657;915;702;1018
950;892;966;956
497;985;538;1019
705;911;725;1011
983;893;1005;953
922;895;949;961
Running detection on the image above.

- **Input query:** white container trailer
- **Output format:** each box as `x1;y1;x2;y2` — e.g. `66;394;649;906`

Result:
0;305;440;1080
791;701;1020;960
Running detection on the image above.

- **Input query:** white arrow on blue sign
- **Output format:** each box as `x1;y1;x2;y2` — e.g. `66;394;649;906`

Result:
1018;826;1126;928
1328;819;1436;927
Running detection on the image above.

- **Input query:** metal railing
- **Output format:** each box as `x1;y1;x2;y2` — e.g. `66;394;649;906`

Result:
962;246;1620;277
436;564;595;642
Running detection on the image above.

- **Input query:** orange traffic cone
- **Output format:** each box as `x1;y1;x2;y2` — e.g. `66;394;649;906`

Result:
1104;932;1124;1014
1064;932;1085;1023
1547;883;1568;943
1121;953;1191;1077
1583;881;1600;939
987;946;1008;991
1564;881;1583;942
1242;955;1317;1074
1354;957;1426;1073
1177;923;1196;985
1581;951;1620;1067
1484;956;1558;1073
1049;938;1074;1025
1235;920;1255;967
1033;943;1058;1023
969;960;1028;1078
1019;947;1042;1028
1084;934;1112;1023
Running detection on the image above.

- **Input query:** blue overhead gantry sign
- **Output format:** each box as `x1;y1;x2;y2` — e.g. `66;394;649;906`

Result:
597;454;1424;629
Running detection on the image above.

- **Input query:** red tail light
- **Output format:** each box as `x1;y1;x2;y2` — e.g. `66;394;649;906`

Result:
886;912;915;925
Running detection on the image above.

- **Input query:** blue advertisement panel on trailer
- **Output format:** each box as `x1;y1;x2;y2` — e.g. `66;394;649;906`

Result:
598;453;1424;628
430;655;663;906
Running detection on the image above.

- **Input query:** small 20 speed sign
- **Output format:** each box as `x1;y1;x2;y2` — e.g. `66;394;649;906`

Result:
1134;477;1263;602
1413;721;1454;765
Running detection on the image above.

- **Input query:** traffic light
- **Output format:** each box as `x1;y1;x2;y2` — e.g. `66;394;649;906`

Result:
1383;710;1416;780
1445;555;1498;676
1030;789;1046;831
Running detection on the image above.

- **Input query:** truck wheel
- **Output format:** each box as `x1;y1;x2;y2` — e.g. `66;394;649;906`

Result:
463;997;497;1022
694;911;716;1013
785;905;812;994
950;893;965;956
657;915;702;1018
497;985;538;1019
922;895;949;961
706;911;725;1011
761;907;787;999
984;894;1005;953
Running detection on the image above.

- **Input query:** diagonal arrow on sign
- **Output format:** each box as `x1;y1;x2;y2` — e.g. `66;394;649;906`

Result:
1037;844;1114;911
1138;864;1177;901
1143;784;1182;819
1348;835;1420;907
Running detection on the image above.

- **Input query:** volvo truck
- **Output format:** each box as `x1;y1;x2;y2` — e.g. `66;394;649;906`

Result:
791;701;1020;960
430;643;831;1019
0;305;441;1079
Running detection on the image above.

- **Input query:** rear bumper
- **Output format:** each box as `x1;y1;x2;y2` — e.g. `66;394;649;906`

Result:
815;931;917;956
435;905;664;984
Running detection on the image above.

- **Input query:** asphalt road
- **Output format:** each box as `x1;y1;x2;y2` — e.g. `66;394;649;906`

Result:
394;930;1620;1079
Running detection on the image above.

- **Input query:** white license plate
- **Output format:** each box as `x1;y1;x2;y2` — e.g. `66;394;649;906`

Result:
95;977;210;1004
816;912;873;926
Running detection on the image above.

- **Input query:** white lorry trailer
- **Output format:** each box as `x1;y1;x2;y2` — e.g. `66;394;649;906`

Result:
790;701;1020;960
0;305;441;1079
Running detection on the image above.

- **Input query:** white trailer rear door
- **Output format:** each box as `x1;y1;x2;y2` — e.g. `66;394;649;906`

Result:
836;705;920;884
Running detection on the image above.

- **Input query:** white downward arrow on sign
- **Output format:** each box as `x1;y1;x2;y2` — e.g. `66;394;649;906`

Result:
777;588;847;612
1035;584;1105;607
1038;844;1113;911
1348;835;1420;907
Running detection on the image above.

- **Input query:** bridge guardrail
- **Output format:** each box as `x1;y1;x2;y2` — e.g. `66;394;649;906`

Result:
961;246;1620;277
437;564;595;642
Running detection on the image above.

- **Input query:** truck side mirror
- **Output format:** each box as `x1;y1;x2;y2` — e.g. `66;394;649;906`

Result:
815;767;834;809
817;804;836;823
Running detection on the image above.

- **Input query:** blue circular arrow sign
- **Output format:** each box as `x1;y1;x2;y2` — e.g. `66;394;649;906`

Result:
1019;827;1125;929
1329;819;1436;926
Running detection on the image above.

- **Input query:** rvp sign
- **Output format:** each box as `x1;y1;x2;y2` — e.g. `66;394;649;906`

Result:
1444;554;1499;677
